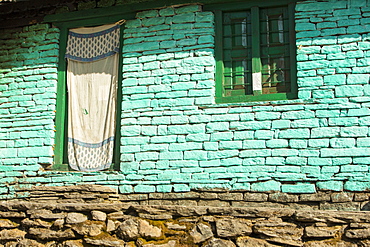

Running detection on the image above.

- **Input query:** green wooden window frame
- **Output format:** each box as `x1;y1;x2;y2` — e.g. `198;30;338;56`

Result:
213;2;297;104
51;17;125;171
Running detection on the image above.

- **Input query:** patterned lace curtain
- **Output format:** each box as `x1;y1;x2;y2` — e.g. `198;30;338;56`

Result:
65;24;120;171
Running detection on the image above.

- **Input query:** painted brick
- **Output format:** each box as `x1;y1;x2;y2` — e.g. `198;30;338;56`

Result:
330;138;356;148
329;117;358;126
239;113;254;121
335;85;364;97
282;183;316;194
348;108;370;117
251;180;281;192
344;181;370;192
135;152;159;161
357;138;370;147
321;148;370;157
289;139;308;149
353;157;370;165
184;150;207;160
266;139;289;148
291;119;320;128
242;140;266;149
308;139;330;148
134;184;156;193
341;165;368;172
312;90;334;99
281;110;315;120
206;122;229;132
271;149;299;157
340;127;368;137
316;181;343;191
278;129;310;139
18;147;52;157
210;132;233;141
169;142;202;151
323;74;346;85
299;150;320;157
297;76;324;87
266;157;285;165
254;130;274;140
204;142;218;151
311;127;340;138
234;131;254;140
173;184;190;192
296;22;316;31
230;121;271;130
220;141;242;150
271;120;291;129
168;124;205;134
211;114;239;122
255;111;281;120
239;149;271;157
321;166;340;173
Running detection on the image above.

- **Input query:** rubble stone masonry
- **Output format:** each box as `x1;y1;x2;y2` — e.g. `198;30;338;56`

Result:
0;185;368;246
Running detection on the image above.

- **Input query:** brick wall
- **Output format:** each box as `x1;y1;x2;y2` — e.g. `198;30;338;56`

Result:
0;24;59;193
1;0;370;198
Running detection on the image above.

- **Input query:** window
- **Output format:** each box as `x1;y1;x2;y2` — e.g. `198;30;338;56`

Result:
214;3;297;103
52;18;124;171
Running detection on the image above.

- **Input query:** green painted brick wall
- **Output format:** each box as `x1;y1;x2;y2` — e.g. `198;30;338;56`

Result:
0;23;57;181
1;0;370;197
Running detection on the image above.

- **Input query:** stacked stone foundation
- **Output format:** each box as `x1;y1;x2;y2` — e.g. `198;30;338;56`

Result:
0;185;368;246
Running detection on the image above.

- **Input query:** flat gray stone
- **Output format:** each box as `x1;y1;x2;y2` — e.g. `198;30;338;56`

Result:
346;228;370;239
254;220;303;247
204;238;236;247
71;221;104;237
139;219;162;238
91;210;107;221
142;240;177;247
29;228;75;241
116;218;139;240
84;234;125;246
215;217;252;237
65;213;87;224
0;229;26;240
305;225;344;238
190;223;213;244
236;236;280;247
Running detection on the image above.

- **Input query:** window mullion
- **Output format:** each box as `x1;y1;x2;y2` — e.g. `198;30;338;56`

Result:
251;6;262;96
288;3;298;96
214;10;224;99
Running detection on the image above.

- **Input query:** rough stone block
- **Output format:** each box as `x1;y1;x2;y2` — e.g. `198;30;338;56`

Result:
134;185;156;193
311;127;340;138
251;180;281;192
316;181;343;192
321;148;370;157
278;129;310;139
340;127;368;137
282;183;316;194
335;85;364;97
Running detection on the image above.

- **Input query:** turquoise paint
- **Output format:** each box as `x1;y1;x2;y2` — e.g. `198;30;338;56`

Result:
2;0;370;196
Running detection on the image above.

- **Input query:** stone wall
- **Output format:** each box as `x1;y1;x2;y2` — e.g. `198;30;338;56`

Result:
1;186;370;246
1;0;370;198
0;23;58;167
13;185;370;212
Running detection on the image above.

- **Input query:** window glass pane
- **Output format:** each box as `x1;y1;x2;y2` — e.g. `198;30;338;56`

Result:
260;7;291;95
223;11;252;97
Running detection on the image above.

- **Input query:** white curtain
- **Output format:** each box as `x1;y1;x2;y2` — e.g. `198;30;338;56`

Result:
65;24;119;171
